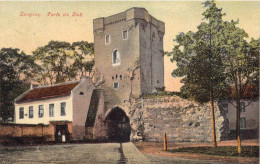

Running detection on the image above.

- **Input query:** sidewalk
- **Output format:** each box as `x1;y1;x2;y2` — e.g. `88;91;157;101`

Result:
134;140;259;164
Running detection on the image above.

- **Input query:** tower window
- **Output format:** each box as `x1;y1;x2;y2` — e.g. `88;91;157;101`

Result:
79;92;84;95
112;50;120;66
120;75;122;80
122;30;128;40
113;82;119;89
116;74;118;79
105;34;110;44
112;76;114;80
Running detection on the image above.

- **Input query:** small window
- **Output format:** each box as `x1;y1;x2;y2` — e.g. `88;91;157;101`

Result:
105;34;110;44
120;75;122;80
29;106;33;118
112;76;114;80
61;102;66;116
112;50;120;66
240;102;245;112
19;107;24;119
122;30;128;40
240;117;246;129
116;74;118;79
49;104;54;117
79;92;84;95
113;82;119;89
157;80;159;84
222;104;228;113
39;105;44;118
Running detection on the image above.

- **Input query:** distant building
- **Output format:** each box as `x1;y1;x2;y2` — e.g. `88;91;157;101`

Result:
219;99;259;139
14;77;95;141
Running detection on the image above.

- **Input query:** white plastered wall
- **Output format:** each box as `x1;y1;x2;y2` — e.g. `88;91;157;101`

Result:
14;96;73;125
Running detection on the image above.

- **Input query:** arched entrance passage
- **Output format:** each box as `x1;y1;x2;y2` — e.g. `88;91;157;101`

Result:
105;107;131;142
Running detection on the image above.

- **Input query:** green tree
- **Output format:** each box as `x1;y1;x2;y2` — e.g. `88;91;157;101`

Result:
72;41;94;78
32;40;94;85
0;48;32;122
219;20;259;154
167;1;228;147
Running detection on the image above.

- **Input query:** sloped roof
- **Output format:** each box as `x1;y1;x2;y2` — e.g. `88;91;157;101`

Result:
16;81;80;103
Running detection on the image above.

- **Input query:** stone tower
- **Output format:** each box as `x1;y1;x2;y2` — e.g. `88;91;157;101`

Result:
94;8;165;109
88;8;165;141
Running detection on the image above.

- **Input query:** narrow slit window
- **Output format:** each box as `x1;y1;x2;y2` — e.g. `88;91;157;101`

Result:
122;30;128;40
105;34;110;44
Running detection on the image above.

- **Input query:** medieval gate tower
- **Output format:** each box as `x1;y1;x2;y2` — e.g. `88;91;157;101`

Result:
87;8;165;141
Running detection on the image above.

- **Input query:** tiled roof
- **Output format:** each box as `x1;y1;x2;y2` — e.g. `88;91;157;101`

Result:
16;81;80;103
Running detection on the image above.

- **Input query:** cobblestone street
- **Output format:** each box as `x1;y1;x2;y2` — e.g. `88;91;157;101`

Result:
0;142;150;164
0;142;247;164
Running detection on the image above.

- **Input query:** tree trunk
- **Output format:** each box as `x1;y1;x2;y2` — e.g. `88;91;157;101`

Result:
210;90;217;148
236;76;242;154
236;97;242;154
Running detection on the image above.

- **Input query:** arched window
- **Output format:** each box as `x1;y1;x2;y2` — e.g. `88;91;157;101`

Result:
112;49;120;66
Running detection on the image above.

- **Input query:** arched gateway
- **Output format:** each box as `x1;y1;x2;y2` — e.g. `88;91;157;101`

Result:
105;107;131;142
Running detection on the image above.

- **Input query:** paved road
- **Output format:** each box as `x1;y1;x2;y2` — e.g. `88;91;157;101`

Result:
0;142;149;164
0;143;232;164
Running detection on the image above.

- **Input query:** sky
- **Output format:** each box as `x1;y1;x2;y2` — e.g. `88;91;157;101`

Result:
0;1;259;91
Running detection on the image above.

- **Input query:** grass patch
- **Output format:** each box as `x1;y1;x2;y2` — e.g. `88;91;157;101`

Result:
168;146;259;157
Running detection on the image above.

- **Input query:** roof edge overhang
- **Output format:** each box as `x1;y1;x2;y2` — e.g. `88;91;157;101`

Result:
15;94;71;105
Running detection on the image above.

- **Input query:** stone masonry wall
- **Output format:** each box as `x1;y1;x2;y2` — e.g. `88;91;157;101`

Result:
127;96;229;142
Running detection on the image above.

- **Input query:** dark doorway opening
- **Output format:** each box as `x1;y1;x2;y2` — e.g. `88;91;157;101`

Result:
106;107;131;142
55;124;70;143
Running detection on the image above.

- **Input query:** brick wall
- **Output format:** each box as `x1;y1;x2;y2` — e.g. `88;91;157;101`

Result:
0;123;55;143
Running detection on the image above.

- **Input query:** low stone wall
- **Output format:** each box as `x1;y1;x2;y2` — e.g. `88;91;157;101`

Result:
128;96;229;142
0;123;55;143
